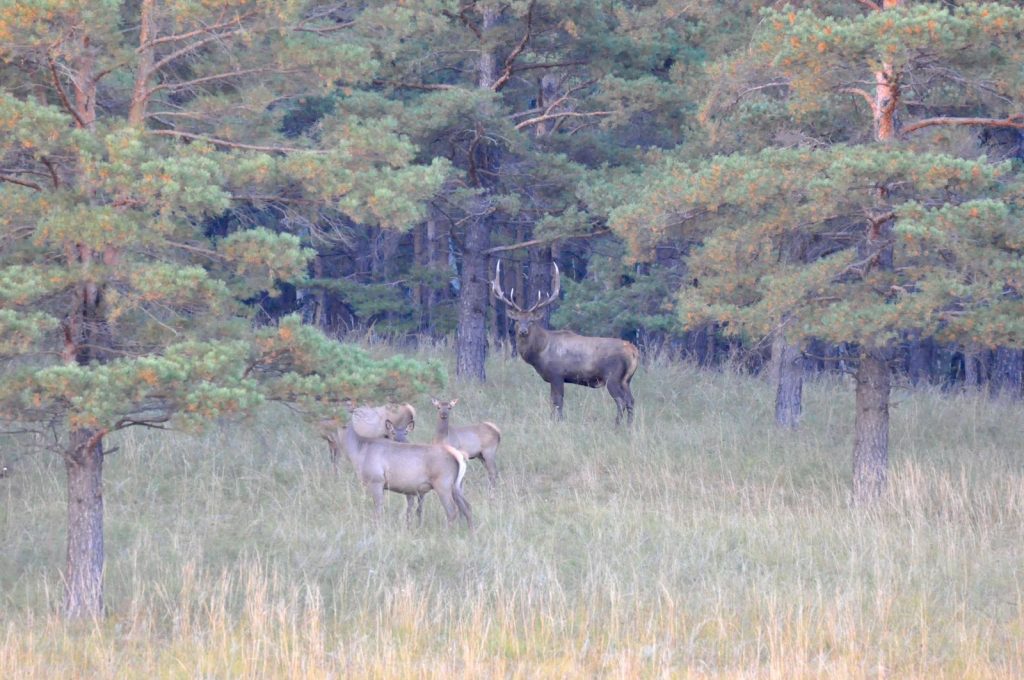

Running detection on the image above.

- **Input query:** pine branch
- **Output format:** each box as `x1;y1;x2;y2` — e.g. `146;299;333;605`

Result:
147;129;324;154
514;110;613;131
145;67;280;98
491;0;535;93
902;115;1024;136
47;54;87;128
0;174;42;191
482;229;611;255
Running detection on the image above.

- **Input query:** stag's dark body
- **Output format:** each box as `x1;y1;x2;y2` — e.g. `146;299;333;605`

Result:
493;262;639;425
517;325;639;424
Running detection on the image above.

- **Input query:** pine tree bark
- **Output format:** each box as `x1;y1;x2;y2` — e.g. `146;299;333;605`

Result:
852;350;890;505
772;331;803;429
990;347;1023;399
63;428;105;619
455;5;500;381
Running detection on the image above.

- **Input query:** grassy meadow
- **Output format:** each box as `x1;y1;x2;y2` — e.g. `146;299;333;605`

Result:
1;345;1023;678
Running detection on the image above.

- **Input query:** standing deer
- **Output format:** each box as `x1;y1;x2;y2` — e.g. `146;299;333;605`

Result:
321;403;417;469
324;421;473;529
431;398;502;486
491;261;639;425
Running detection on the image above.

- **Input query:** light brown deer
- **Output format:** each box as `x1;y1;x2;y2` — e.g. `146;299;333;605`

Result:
322;403;417;470
430;398;502;487
324;421;473;529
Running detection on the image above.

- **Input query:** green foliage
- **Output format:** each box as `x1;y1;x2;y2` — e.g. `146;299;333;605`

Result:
551;254;679;339
0;1;449;452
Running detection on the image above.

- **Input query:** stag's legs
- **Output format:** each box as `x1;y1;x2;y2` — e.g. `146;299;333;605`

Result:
549;378;565;420
622;380;635;425
607;380;627;426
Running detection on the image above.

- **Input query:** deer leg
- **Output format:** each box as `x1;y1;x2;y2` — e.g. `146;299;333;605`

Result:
550;378;565;420
453;485;474;531
481;447;499;487
607;380;626;426
436;487;460;526
622;380;635;425
404;495;417;526
368;482;386;523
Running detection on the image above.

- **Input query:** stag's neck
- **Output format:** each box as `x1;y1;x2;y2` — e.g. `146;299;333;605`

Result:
519;326;549;362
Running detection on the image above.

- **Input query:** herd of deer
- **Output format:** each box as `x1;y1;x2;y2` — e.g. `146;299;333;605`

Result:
321;263;640;531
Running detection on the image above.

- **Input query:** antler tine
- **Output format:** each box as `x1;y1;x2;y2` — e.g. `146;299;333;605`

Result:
526;262;561;313
491;259;525;312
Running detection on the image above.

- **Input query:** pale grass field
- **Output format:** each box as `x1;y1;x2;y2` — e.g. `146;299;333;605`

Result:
1;347;1023;678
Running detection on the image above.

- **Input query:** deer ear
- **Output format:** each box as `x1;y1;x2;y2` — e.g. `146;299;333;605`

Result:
431;397;440;408
451;398;459;407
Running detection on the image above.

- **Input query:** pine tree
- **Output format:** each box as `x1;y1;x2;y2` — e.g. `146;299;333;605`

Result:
0;1;445;618
611;0;1024;502
331;1;693;379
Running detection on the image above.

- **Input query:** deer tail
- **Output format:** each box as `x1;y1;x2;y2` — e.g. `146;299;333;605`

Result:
442;444;468;488
482;421;502;441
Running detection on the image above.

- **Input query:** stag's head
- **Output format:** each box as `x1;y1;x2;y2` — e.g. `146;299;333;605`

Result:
490;261;561;346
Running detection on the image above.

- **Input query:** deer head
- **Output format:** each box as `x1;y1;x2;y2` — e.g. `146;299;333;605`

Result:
491;260;561;338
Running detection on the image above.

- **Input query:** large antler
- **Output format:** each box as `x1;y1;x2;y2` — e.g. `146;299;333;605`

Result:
491;259;525;313
526;261;560;313
490;260;560;315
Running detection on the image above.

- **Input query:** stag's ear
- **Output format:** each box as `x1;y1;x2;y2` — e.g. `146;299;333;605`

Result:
431;397;441;408
451;398;459;407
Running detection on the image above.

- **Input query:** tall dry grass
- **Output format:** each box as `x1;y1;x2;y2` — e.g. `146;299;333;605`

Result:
1;347;1023;678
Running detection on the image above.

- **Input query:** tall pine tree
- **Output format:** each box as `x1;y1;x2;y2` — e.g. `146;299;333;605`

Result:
0;1;445;618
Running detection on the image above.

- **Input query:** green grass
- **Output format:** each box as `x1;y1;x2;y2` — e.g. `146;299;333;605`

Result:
2;347;1023;678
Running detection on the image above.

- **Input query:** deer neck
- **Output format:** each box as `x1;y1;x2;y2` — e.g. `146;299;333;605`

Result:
342;424;367;465
434;417;449;443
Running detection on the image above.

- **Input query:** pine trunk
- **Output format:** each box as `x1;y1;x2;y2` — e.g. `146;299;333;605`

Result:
454;5;499;381
990;347;1023;399
852;351;890;504
772;332;803;429
63;428;105;619
456;214;491;381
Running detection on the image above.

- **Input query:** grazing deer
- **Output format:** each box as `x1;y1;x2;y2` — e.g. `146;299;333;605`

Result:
324;422;473;529
431;398;502;487
322;403;417;469
491;261;640;425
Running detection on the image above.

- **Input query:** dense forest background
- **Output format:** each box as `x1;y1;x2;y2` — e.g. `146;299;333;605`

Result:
3;0;1024;621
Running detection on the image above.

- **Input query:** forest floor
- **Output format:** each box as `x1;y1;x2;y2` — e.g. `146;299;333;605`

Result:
2;344;1023;678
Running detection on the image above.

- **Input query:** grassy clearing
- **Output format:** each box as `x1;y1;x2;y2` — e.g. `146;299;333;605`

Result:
2;347;1023;678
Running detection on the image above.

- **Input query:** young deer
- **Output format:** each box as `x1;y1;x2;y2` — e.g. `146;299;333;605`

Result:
431;398;502;487
324;422;473;529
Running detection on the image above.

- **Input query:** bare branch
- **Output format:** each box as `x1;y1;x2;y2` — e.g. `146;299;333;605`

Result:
902;115;1024;136
491;0;535;93
0;174;43;191
855;0;882;10
139;11;255;51
483;229;610;255
514;110;613;131
839;87;877;113
147;129;325;154
145;67;278;98
47;54;87;128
